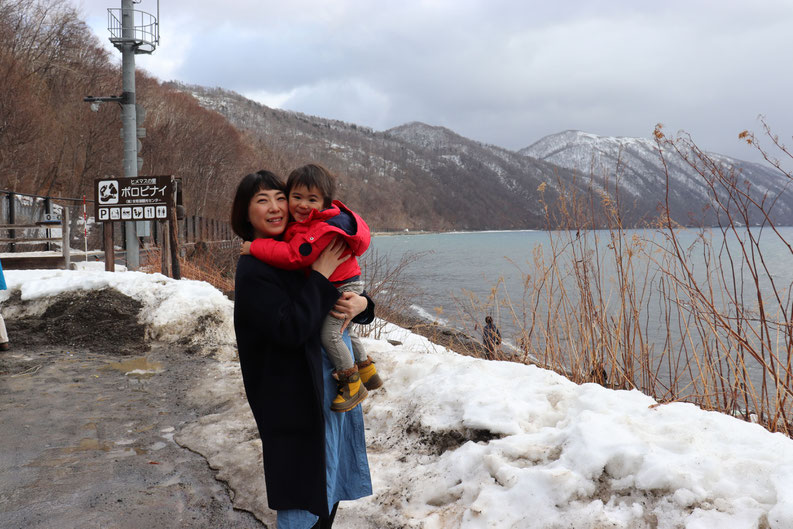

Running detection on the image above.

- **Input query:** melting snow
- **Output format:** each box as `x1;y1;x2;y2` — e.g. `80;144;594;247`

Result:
3;269;792;528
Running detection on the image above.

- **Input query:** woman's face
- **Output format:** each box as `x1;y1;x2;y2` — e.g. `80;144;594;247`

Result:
248;187;288;238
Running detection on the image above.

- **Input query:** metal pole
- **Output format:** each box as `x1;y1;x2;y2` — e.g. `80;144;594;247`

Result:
8;193;15;253
82;196;88;261
121;0;139;269
62;207;71;270
160;220;170;276
44;197;52;251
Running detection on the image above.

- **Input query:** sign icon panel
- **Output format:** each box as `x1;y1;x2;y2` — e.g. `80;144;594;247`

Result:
98;180;119;204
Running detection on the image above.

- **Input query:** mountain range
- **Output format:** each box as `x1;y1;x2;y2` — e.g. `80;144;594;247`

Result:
180;84;793;230
522;130;793;227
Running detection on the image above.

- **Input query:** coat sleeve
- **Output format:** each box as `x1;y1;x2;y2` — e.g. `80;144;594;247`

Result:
249;232;337;270
234;257;341;349
351;291;375;325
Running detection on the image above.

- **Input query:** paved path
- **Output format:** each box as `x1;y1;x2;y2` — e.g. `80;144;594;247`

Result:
0;345;265;529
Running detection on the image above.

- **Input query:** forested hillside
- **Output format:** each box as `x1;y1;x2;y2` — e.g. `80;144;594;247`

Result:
184;85;605;231
0;0;272;220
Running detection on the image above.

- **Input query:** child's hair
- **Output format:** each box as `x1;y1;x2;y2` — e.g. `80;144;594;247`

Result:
286;164;335;209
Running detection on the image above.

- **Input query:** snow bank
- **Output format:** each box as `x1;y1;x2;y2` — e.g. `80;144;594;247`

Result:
351;323;793;528
2;269;236;359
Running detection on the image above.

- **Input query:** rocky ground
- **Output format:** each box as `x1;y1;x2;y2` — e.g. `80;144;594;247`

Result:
0;291;270;529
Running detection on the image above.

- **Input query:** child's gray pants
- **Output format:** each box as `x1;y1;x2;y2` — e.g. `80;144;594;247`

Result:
321;280;367;371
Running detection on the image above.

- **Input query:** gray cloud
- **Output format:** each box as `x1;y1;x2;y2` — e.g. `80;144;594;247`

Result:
73;0;793;162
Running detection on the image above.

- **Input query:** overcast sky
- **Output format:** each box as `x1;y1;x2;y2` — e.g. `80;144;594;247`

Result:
71;0;793;163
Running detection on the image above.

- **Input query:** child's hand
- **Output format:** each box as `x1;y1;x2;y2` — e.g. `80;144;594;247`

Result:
241;241;252;255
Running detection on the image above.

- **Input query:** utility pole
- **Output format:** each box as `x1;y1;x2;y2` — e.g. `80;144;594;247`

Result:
84;0;158;271
120;0;139;269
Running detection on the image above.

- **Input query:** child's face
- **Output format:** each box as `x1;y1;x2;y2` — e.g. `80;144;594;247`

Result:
288;184;324;222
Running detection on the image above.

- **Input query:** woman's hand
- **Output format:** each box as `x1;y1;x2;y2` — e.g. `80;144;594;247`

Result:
311;237;350;279
330;292;368;333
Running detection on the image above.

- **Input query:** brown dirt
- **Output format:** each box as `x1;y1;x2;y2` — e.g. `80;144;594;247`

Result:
7;289;148;356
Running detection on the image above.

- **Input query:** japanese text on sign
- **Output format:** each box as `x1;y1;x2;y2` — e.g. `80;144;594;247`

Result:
95;176;174;222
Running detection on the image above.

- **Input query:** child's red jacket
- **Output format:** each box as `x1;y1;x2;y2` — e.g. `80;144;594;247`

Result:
249;200;370;284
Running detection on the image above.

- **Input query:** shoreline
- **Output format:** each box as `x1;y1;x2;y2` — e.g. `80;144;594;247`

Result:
371;228;538;237
371;226;793;237
371;309;513;362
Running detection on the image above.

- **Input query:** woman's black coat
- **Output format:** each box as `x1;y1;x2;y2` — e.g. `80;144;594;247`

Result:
233;255;372;517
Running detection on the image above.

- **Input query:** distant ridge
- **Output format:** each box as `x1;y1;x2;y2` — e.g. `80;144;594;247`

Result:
520;130;793;226
181;84;793;229
182;84;595;230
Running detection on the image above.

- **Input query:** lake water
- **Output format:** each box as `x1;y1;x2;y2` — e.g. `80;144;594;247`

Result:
371;230;546;324
370;227;793;405
371;227;793;329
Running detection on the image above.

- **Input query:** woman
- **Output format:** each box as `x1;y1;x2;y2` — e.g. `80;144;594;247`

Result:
231;170;373;529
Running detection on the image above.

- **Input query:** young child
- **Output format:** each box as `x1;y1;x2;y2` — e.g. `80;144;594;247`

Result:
242;164;383;412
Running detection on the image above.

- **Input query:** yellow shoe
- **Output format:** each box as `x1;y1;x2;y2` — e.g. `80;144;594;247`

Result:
356;357;384;391
331;368;368;412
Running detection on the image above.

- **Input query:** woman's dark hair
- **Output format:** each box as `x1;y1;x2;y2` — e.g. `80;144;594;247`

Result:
286;164;336;209
230;170;285;241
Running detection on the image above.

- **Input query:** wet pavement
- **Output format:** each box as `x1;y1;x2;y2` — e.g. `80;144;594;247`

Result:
0;345;266;529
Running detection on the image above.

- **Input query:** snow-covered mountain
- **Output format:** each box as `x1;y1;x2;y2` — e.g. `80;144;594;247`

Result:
520;130;793;226
383;121;587;211
183;82;793;228
179;85;597;230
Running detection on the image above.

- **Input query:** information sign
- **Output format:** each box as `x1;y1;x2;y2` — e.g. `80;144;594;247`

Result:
95;176;173;222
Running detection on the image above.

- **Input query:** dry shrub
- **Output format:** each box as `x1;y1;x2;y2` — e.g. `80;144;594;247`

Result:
455;121;793;436
357;248;427;339
142;241;237;295
358;247;490;356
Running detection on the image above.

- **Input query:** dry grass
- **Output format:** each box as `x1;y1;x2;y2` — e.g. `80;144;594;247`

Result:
142;242;237;295
449;122;793;436
356;248;429;339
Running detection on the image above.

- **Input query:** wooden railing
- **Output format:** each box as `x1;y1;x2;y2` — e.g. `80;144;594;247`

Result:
1;189;235;271
0;209;72;270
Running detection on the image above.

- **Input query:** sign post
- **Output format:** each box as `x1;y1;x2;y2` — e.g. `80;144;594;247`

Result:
95;175;177;275
168;181;181;280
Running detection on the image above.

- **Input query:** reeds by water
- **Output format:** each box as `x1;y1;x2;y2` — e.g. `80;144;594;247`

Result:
443;123;793;436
